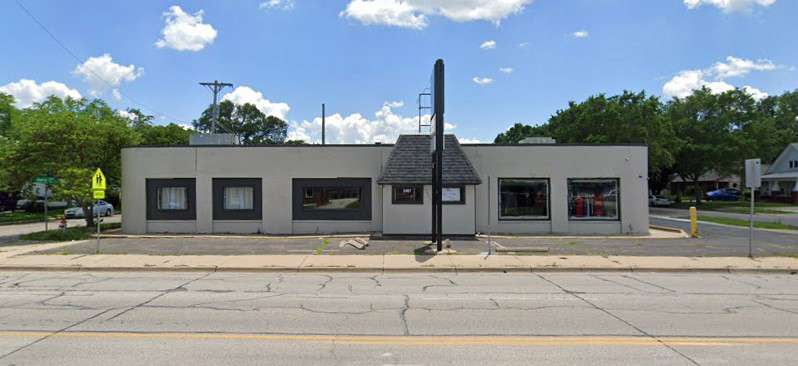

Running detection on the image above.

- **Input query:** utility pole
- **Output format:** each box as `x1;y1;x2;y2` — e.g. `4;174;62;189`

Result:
322;103;326;145
199;80;233;134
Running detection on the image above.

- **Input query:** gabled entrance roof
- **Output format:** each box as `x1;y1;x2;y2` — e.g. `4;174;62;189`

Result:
377;134;482;185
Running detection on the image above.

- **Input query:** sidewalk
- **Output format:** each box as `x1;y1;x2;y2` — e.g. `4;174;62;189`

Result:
1;240;795;273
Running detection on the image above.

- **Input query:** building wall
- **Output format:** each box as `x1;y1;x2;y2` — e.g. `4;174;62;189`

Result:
122;145;393;234
123;144;648;236
461;144;649;235
382;185;475;235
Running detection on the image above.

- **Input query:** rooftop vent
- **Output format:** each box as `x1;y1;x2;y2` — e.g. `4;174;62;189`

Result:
519;137;556;144
189;134;241;145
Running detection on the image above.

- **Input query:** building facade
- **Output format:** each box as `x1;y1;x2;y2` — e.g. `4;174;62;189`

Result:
121;135;649;236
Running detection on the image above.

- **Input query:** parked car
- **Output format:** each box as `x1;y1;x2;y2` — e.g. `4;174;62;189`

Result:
705;188;741;201
649;195;671;207
64;201;114;218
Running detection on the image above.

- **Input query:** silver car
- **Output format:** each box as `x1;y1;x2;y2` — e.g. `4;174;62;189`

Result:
64;201;114;218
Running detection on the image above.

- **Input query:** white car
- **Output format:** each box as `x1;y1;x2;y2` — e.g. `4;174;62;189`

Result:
649;195;671;207
64;201;114;218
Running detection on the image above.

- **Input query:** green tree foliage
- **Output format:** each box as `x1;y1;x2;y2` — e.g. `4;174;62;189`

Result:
547;91;676;175
123;109;193;145
192;100;288;144
0;97;139;225
493;123;551;144
667;87;760;203
0;93;17;137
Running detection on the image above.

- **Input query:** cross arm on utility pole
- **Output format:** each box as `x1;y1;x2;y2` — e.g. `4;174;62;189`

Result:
199;80;234;134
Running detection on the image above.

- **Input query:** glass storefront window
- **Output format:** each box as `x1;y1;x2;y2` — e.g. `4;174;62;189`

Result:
224;186;254;211
156;187;188;211
393;185;423;204
499;179;549;220
568;179;619;220
302;186;363;210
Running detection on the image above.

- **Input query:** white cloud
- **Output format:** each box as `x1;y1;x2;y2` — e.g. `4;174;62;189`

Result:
517;41;530;48
116;110;136;119
0;79;81;108
571;30;589;38
499;67;513;74
743;86;768;101
662;56;780;99
177;123;195;130
388;100;404;108
287;102;463;144
260;0;295;11
155;6;218;51
458;138;481;143
339;0;428;29
72;54;143;98
480;40;496;49
222;86;291;120
472;77;494;85
340;0;532;29
683;0;777;12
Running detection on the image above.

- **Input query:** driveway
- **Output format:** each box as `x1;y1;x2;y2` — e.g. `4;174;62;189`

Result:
651;207;798;226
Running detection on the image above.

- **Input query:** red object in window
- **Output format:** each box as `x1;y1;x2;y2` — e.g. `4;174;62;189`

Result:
575;196;585;217
593;194;605;217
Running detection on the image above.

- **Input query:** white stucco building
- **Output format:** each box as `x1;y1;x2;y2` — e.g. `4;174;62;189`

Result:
121;135;649;236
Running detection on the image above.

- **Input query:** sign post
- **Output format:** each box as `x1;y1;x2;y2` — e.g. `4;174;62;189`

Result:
429;59;445;252
745;159;761;259
35;175;57;231
92;168;107;254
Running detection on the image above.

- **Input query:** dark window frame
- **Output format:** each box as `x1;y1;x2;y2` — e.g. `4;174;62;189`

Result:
567;178;621;222
392;185;424;205
442;185;466;205
498;178;551;221
292;178;372;221
213;178;262;221
146;178;196;221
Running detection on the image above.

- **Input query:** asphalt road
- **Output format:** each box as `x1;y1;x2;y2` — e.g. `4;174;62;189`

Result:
0;271;796;365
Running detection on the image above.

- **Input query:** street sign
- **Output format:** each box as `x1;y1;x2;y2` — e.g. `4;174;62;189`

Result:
745;159;761;188
93;190;105;200
34;175;57;184
92;168;106;190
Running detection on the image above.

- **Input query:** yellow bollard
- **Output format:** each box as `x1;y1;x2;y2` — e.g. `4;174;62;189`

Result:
689;206;698;238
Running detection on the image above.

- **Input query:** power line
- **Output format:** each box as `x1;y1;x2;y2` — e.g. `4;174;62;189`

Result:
14;0;191;124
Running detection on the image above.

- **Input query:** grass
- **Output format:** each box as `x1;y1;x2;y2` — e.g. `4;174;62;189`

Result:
315;238;330;255
676;215;798;231
19;222;122;241
671;200;796;214
0;212;61;225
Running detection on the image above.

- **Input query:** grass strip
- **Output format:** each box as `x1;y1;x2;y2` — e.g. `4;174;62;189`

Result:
19;223;122;241
675;216;798;231
0;212;61;225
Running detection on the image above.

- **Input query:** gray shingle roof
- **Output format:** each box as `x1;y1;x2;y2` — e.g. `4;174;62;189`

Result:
377;134;482;185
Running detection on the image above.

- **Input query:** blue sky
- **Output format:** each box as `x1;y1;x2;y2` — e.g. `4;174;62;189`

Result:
1;0;796;143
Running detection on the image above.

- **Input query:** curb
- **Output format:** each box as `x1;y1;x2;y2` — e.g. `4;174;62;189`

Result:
0;266;794;274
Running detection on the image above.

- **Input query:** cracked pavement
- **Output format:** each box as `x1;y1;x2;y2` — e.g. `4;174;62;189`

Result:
0;271;795;365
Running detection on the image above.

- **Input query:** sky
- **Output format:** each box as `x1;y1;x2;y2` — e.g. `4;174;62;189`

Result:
0;0;796;144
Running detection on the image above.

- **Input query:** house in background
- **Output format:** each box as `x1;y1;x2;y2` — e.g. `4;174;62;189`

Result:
761;143;798;204
669;171;742;197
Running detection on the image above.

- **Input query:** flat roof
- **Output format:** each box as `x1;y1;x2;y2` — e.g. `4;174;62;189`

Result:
124;142;647;149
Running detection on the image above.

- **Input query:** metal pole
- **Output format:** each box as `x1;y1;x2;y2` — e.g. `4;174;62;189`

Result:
211;81;219;134
322;103;325;145
96;199;100;254
487;176;491;255
431;157;436;244
44;182;48;231
434;59;444;252
749;188;754;258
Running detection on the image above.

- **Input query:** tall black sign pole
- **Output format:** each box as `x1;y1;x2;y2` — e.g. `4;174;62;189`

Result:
434;59;445;252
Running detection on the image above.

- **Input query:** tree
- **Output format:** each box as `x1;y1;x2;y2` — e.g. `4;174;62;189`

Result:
192;101;288;144
755;90;798;163
124;109;193;145
547;91;676;178
0;96;140;225
493;123;551;144
0;93;17;137
666;87;756;203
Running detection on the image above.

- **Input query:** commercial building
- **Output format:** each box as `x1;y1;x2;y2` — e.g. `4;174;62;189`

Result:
121;135;649;236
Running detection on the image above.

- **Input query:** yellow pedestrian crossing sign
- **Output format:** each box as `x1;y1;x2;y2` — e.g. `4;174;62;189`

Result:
92;168;106;190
